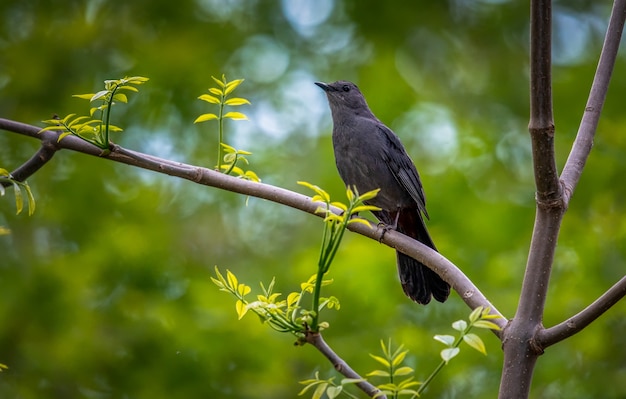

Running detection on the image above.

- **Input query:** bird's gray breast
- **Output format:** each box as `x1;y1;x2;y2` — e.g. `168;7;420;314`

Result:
331;118;413;210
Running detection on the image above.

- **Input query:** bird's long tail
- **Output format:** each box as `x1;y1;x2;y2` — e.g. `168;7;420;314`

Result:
376;209;450;304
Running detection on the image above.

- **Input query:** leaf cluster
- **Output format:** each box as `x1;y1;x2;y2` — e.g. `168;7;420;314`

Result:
211;267;338;338
0;168;35;217
39;76;149;150
194;75;258;180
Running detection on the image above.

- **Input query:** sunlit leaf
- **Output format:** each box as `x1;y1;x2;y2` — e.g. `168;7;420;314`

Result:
224;97;250;106
441;347;460;363
91;90;109;102
224;78;244;95
211;76;225;87
391;350;408;367
209;88;223;96
223;111;248;120
198;94;221;104
392;366;414;376
463;333;487;355
72;93;95;100
452;319;468;332
236;300;248;320
226;270;238;290
366;369;390;377
326;385;342;399
469;306;483;323
194;113;219;123
112;93;128;103
473;320;502;330
433;334;455;346
369;354;390;368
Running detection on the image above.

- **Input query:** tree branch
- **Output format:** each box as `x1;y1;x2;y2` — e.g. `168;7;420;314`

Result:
537;275;626;348
560;0;626;206
0;118;506;326
306;332;384;398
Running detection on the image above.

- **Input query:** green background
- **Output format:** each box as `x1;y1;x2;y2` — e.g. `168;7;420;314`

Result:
1;0;626;397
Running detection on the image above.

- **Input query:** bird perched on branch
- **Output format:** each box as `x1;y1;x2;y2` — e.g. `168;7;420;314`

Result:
315;80;450;305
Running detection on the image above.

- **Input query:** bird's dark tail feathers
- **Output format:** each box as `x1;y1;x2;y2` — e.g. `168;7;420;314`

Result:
379;208;450;305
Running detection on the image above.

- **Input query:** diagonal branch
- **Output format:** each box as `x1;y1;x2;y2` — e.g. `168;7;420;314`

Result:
306;332;384;398
560;0;626;206
537;275;626;348
0;118;506;326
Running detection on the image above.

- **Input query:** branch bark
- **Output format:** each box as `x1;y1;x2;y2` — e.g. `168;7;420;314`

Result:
306;332;384;398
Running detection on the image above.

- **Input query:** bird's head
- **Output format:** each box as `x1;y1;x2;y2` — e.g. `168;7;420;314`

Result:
315;80;372;114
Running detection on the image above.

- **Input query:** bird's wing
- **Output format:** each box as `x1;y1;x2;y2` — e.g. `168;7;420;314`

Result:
377;124;430;219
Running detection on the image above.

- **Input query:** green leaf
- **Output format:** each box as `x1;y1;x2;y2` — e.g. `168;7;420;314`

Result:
91;90;109;102
440;347;460;363
452;320;468;332
326;385;342;399
112;93;128;103
472;320;502;330
224;78;244;95
369;354;391;368
226;270;238;290
433;334;455;346
236;300;248;320
463;333;487;355
211;76;225;87
198;94;221;104
209;87;223;96
194;113;219;123
223;111;248;120
72;93;95;100
391;350;408;367
346;217;373;228
118;85;139;92
366;369;390;377
312;382;328;399
224;97;250;106
392;366;414;376
469;306;483;323
13;183;23;215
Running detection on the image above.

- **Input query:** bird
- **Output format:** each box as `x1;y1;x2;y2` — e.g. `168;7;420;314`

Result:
315;80;450;305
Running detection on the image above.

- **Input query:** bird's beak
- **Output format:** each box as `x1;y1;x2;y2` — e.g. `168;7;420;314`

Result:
315;81;332;92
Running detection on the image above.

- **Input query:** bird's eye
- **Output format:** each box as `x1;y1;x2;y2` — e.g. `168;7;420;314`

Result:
342;85;350;92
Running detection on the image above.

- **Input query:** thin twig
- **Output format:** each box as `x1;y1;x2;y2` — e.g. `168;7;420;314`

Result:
537;276;626;348
306;332;384;399
560;0;626;206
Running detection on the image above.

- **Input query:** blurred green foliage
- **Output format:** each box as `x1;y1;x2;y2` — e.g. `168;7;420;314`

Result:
1;0;626;398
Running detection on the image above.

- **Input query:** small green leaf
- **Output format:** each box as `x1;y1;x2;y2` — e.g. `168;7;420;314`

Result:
209;87;223;96
236;300;248;320
112;93;128;103
391;350;408;367
473;320;502;330
433;334;455;346
224;78;244;95
211;76;225;87
198;94;221;104
312;382;328;399
392;366;414;376
118;85;139;92
72;93;95;100
223;111;248;120
366;369;390;377
226;270;238;290
452;319;468;332
463;333;487;355
469;306;483;323
224;97;250;106
194;113;219;123
369;354;391;368
346;217;373;228
440;347;460;363
326;385;342;399
91;90;109;102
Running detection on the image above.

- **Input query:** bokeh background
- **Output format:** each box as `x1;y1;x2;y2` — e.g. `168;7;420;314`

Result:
1;0;626;397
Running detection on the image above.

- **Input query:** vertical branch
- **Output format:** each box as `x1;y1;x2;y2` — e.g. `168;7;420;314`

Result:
499;0;562;397
561;0;626;205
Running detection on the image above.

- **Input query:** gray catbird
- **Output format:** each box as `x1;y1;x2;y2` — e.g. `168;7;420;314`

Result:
316;80;450;304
